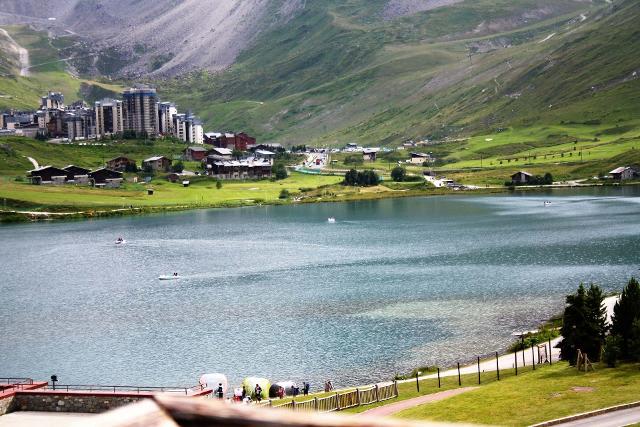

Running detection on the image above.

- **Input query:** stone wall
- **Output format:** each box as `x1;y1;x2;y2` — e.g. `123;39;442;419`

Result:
11;392;149;414
0;395;15;415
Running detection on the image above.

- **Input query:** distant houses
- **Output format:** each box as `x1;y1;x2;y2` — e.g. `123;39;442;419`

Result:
409;152;432;164
27;165;122;187
142;156;172;172
204;157;272;180
511;171;532;185
362;148;380;162
609;166;637;181
106;156;136;172
183;146;208;161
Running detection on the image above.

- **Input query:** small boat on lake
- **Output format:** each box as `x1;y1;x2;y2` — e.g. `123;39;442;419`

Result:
115;237;126;245
327;217;336;223
159;274;180;280
544;201;552;206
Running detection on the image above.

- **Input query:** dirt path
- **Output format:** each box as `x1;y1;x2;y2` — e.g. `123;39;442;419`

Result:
25;156;39;169
360;387;478;417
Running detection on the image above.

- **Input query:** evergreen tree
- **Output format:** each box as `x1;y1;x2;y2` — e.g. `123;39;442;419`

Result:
560;283;588;364
611;277;640;358
628;319;640;361
584;284;607;360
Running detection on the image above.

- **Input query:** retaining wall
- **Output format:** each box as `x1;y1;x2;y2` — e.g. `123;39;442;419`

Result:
10;391;150;414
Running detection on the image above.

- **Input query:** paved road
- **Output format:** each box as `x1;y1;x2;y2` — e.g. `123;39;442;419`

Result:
361;387;478;417
551;406;640;427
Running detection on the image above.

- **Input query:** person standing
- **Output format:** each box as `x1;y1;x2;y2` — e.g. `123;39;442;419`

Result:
216;383;224;399
254;384;262;402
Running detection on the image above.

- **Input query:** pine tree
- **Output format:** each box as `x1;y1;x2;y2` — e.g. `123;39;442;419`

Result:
611;277;640;358
584;284;607;360
560;283;588;364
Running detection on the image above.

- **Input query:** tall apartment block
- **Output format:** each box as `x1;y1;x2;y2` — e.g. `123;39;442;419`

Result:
122;87;159;136
95;98;124;137
158;102;177;135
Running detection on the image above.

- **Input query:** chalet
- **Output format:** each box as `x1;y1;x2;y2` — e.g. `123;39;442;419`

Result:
184;146;208;161
63;165;91;185
27;166;68;185
362;148;380;162
142;156;172;172
207;147;233;160
106;156;136;172
89;168;123;187
204;158;272;180
63;165;90;178
254;149;276;164
609;166;636;181
511;171;532;184
409;152;432;164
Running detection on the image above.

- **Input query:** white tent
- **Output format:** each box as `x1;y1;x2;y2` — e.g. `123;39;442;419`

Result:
199;373;228;396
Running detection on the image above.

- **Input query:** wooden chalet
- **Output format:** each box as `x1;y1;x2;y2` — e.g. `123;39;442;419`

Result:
106;156;136;172
27;166;69;185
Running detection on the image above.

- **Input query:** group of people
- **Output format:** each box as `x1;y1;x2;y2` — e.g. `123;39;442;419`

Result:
323;380;334;392
217;380;319;403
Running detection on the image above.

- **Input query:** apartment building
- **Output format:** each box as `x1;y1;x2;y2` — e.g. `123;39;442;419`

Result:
95;98;124;137
122;86;159;136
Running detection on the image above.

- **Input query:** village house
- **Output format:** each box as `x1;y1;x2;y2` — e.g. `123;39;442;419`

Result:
205;132;256;151
254;149;276;164
142;156;172;172
106;156;136;172
207;147;234;160
609;166;637;181
409;152;432;164
89;168;123;187
204;157;272;180
63;165;91;184
511;171;532;184
183;146;208;161
362;148;380;162
27;166;69;185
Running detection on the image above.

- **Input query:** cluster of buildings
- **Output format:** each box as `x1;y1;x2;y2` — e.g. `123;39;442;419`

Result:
0;87;255;148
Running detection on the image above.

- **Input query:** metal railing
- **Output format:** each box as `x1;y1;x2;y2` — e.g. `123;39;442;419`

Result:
44;383;206;395
0;378;33;385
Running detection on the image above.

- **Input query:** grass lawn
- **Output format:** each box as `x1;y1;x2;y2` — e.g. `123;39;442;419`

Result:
0;172;343;210
397;362;640;426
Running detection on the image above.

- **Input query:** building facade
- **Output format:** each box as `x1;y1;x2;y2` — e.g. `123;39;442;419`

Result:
95;99;124;137
122;87;159;136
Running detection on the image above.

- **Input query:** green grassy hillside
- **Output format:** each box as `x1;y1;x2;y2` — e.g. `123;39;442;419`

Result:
160;0;638;162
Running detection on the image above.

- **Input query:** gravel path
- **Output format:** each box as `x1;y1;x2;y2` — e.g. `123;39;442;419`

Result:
361;387;478;417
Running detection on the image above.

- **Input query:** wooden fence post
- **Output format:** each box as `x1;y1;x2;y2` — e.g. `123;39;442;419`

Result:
393;380;398;397
457;362;461;386
549;338;553;365
477;356;481;384
496;352;500;380
314;397;318;411
336;392;341;411
515;350;518;375
437;368;441;388
375;384;380;402
356;388;360;406
532;345;536;370
292;400;296;411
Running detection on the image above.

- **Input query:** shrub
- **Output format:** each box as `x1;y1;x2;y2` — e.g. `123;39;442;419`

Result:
171;161;184;173
273;163;288;180
279;189;290;199
344;155;363;165
391;166;407;182
343;169;380;186
216;180;222;189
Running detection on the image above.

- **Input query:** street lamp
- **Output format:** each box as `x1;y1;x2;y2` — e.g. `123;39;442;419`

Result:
50;375;58;390
416;371;422;392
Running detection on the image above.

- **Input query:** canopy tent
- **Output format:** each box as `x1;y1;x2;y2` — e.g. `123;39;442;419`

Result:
275;381;298;395
242;377;270;400
199;373;228;396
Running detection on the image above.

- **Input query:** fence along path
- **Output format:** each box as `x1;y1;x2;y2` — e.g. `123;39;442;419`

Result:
265;382;398;413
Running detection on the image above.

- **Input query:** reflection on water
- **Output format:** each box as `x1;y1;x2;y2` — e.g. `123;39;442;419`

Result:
1;186;639;388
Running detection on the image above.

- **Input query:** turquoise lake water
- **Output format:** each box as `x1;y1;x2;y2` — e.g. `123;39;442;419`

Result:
1;187;639;390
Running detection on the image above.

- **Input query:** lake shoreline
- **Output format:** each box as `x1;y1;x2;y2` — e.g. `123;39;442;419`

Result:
0;182;632;224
